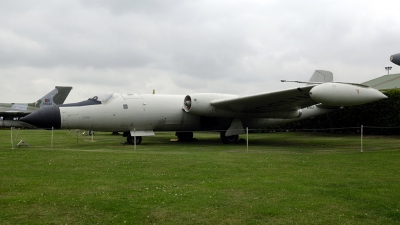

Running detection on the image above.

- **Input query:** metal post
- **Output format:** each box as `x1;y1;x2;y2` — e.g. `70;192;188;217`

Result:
246;127;249;153
385;66;392;75
361;125;363;153
51;127;54;149
11;127;14;149
134;129;136;151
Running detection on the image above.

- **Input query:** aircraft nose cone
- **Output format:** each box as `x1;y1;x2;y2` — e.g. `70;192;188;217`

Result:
20;106;61;129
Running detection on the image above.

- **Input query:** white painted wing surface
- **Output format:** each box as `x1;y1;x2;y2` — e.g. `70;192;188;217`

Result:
210;85;318;113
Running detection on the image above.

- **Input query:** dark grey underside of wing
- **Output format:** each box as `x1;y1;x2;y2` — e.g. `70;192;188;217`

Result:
0;108;36;117
211;85;318;113
0;111;34;117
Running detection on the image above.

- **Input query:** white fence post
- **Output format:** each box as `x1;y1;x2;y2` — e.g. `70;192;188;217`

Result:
361;125;363;153
51;127;54;149
246;127;249;153
76;129;79;143
11;127;14;149
134;129;136;151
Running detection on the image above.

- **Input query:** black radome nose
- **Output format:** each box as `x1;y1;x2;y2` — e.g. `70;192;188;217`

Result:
20;105;61;129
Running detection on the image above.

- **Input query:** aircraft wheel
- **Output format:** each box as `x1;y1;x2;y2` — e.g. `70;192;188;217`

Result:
220;132;239;144
127;136;142;145
175;132;193;141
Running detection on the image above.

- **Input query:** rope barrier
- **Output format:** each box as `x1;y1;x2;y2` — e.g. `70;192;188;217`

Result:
10;125;400;152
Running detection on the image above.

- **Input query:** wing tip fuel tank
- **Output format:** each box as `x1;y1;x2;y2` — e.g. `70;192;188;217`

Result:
309;83;387;106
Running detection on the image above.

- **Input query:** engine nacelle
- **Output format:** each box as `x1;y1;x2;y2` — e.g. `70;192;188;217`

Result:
183;93;237;116
183;93;303;118
309;83;387;106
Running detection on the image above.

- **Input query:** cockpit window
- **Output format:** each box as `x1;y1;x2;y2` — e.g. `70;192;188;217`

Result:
89;92;114;103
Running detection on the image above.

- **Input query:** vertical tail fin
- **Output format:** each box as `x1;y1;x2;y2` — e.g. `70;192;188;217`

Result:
35;86;73;108
308;70;333;85
53;86;73;105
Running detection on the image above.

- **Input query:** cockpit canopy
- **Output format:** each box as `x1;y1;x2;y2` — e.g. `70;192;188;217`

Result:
60;93;119;107
89;92;115;103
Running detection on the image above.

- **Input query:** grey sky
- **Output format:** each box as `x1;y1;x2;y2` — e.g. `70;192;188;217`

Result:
1;0;400;103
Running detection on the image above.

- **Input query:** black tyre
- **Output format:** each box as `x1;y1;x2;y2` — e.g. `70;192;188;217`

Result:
175;132;193;141
220;132;239;144
127;136;142;145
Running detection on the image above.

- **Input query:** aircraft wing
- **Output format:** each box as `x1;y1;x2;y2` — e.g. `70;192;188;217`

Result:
211;85;317;113
0;105;39;117
0;86;73;118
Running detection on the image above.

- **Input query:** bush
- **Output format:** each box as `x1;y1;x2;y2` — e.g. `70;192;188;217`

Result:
270;89;400;134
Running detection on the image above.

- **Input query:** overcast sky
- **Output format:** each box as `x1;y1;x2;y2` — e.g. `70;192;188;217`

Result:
1;0;400;103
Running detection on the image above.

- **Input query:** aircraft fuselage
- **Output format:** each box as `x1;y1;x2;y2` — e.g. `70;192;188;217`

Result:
62;94;203;132
23;93;337;134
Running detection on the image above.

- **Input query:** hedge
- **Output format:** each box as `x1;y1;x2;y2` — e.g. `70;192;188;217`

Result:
269;89;400;134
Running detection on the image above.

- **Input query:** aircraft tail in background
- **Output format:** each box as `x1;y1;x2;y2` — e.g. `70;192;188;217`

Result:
35;86;73;108
1;86;73;128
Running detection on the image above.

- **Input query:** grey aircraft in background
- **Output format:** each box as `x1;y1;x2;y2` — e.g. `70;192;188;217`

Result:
0;86;73;128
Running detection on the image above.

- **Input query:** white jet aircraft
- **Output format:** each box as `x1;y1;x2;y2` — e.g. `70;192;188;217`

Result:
21;70;386;144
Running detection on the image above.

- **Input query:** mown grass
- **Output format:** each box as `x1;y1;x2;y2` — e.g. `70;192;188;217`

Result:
1;129;400;224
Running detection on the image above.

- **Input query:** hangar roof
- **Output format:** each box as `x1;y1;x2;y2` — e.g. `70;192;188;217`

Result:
362;73;400;90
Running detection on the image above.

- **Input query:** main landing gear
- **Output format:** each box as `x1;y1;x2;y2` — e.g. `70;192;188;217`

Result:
127;136;142;145
220;132;239;144
122;131;239;145
175;131;239;144
175;131;194;142
123;132;142;145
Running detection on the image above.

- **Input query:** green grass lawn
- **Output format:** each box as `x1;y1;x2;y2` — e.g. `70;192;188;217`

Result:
1;129;400;224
